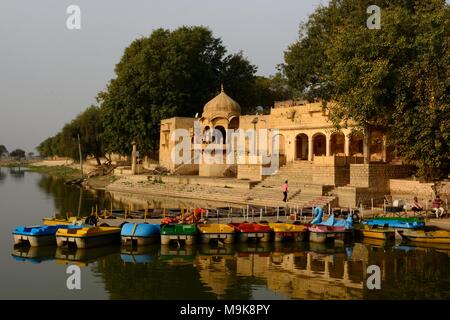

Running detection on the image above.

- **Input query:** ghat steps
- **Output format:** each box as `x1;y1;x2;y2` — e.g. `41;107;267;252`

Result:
108;160;336;209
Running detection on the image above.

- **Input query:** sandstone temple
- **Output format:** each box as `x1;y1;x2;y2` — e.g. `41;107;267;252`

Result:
155;86;415;208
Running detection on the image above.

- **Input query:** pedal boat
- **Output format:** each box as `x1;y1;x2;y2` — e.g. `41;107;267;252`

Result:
42;217;82;226
268;223;307;242
121;223;160;246
160;223;197;245
13;225;80;247
363;217;425;229
307;225;349;243
354;223;396;241
400;229;450;244
229;222;272;243
197;223;235;244
56;226;120;249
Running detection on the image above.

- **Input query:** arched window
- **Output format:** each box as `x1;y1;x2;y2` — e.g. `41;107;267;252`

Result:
213;126;226;144
295;134;308;160
312;133;326;156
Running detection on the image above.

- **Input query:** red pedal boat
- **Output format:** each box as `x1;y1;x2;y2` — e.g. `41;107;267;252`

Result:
229;223;272;243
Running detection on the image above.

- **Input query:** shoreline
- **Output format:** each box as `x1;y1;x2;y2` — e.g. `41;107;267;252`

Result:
14;162;115;190
5;161;449;230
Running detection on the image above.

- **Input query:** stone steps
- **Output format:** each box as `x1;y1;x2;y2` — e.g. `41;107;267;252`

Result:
108;179;336;209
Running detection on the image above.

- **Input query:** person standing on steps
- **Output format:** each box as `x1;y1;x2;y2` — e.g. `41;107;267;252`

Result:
282;180;289;203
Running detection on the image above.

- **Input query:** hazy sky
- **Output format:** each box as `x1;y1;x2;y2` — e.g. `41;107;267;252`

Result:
0;0;328;153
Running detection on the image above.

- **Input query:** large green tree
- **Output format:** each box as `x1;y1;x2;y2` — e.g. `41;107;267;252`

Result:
37;106;105;164
37;137;55;158
98;26;257;157
283;0;449;180
0;145;7;158
249;73;293;111
10;149;26;160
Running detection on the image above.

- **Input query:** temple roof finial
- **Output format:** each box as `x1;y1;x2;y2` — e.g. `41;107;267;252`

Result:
221;84;224;93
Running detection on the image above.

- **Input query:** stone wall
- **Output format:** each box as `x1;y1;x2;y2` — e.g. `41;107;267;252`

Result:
159;117;196;171
312;164;350;186
334;186;357;208
174;164;199;175
237;164;262;181
334;186;386;208
350;164;414;191
199;163;231;177
390;179;450;202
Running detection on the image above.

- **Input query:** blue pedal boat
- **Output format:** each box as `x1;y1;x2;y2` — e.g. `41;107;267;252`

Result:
13;224;80;247
120;246;159;264
362;218;425;229
12;245;56;264
121;223;160;246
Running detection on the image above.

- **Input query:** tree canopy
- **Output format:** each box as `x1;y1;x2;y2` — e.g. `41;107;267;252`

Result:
283;0;449;179
0;145;7;157
98;26;258;156
37;106;105;164
10;149;26;160
38;25;291;162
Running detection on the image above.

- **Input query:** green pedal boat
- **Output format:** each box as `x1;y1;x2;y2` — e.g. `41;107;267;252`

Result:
160;224;197;245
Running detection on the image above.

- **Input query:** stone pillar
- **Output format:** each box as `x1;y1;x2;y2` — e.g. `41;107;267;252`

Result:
306;252;312;272
324;256;330;278
308;135;313;162
131;141;137;175
382;135;387;163
363;129;370;164
343;260;349;283
344;134;350;156
326;134;331;157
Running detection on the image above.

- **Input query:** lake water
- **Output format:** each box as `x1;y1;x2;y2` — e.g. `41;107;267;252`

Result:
1;167;450;299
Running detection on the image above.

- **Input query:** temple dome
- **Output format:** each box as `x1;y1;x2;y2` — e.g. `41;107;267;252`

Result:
202;85;241;120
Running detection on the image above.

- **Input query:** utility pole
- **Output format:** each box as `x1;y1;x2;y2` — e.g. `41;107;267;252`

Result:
78;133;83;178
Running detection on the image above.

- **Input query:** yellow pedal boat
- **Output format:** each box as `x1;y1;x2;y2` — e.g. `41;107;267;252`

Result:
197;223;235;244
400;229;450;244
56;227;120;249
354;224;396;241
43;217;82;226
268;223;307;242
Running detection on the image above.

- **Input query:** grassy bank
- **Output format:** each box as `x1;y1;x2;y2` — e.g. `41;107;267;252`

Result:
0;160;38;168
26;163;117;190
26;164;82;180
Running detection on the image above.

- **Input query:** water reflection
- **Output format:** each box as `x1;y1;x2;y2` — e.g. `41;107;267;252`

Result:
36;174;111;218
12;245;56;264
8;240;450;299
3;170;450;299
0;168;6;184
8;167;25;179
55;246;120;267
121;246;159;264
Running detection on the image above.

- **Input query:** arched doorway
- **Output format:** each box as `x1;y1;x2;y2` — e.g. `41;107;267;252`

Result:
213;126;226;144
313;133;326;156
203;126;211;143
295;134;308;160
349;133;364;156
330;132;345;155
